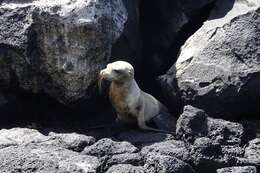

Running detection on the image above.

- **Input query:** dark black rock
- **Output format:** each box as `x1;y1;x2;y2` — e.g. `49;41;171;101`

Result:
159;0;260;119
176;105;208;142
190;137;239;173
176;105;244;145
144;153;195;173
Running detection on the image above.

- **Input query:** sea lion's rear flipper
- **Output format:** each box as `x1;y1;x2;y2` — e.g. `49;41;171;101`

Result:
138;113;174;134
152;112;177;132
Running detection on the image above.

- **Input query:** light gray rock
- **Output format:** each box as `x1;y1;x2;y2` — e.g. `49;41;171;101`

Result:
106;164;145;173
159;0;260;118
48;132;96;152
0;144;101;173
82;138;138;157
176;105;244;145
0;0;127;104
217;166;257;173
243;138;260;168
141;140;190;163
0;128;49;149
144;153;194;173
0;128;101;172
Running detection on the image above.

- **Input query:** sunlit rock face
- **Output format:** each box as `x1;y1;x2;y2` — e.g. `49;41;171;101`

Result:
159;0;260;119
0;0;127;104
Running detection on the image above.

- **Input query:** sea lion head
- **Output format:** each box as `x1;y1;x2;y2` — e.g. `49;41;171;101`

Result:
99;61;134;84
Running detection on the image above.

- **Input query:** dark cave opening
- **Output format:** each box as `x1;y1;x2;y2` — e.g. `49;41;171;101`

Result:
0;88;116;133
138;0;216;115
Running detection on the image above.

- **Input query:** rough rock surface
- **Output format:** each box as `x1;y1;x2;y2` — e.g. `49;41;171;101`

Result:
143;153;195;173
82;138;139;157
106;164;145;173
242;138;260;170
159;0;260;118
141;140;191;163
0;0;127;104
190;137;239;173
0;128;101;172
217;166;257;173
0;127;259;172
176;105;244;145
0;128;48;148
48;132;96;152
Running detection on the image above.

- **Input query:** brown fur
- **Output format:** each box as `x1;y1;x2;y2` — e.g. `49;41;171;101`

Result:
109;81;137;125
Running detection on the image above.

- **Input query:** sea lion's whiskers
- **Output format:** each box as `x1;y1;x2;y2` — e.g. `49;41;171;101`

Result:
98;75;104;94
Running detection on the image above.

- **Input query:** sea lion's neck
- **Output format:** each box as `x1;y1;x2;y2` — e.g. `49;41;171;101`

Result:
110;79;140;104
112;79;139;92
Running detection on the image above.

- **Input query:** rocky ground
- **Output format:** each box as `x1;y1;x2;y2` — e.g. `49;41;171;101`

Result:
0;105;259;172
0;0;260;172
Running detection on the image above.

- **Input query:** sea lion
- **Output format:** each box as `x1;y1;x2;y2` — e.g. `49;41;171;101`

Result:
99;61;172;132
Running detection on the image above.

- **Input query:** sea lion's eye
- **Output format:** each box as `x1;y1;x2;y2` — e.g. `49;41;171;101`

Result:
114;69;122;74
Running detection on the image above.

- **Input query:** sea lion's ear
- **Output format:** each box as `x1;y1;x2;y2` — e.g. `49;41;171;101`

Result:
128;69;134;77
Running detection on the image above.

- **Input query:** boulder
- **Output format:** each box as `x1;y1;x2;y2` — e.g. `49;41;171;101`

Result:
159;0;260;118
0;128;48;149
0;128;101;172
0;0;127;104
0;144;101;173
176;105;244;145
